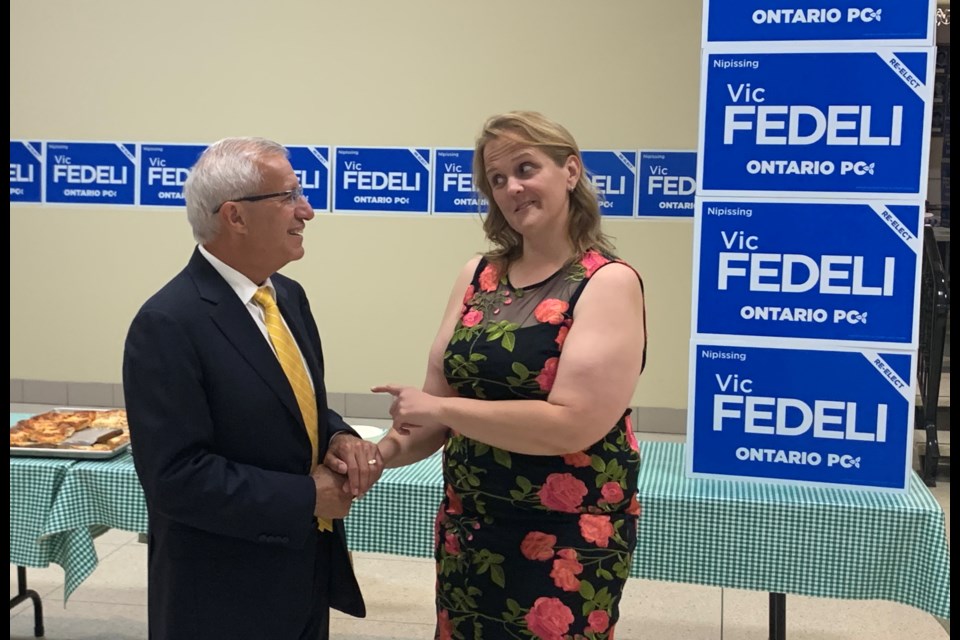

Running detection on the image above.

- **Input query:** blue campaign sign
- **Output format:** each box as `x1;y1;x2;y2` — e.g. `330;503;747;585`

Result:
333;147;430;213
694;198;922;348
10;141;43;203
703;0;935;46
699;49;934;198
432;149;487;214
45;142;137;205
582;150;638;217
139;144;207;207
637;150;696;217
687;341;914;491
288;146;331;212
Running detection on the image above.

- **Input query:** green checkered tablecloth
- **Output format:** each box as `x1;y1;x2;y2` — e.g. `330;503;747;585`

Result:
9;455;76;567
9;413;77;569
347;441;950;620
633;442;950;620
9;411;950;618
42;451;149;598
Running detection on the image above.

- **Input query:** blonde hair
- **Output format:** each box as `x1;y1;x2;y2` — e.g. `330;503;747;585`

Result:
472;111;616;267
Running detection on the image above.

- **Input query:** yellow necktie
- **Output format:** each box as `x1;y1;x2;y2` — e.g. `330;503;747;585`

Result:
253;287;332;532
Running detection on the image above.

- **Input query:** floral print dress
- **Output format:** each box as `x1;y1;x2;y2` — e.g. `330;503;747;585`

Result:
436;250;645;640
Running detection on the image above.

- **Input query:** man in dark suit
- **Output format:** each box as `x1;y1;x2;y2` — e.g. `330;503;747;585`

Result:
122;137;382;639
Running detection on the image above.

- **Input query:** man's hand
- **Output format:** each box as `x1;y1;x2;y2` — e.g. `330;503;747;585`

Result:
311;465;354;520
323;434;383;498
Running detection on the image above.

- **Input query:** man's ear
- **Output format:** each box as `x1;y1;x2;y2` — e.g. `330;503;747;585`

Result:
219;203;248;234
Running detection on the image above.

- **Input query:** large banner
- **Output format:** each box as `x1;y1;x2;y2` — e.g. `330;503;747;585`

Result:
703;0;936;46
693;198;923;347
698;48;934;198
687;341;914;491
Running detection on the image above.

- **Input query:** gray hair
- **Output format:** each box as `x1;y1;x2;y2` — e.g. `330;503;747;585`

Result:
184;137;289;244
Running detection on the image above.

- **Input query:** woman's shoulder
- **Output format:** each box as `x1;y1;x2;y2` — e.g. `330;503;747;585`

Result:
572;249;640;283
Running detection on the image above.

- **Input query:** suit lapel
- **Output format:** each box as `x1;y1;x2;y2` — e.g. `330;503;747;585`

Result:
187;251;304;429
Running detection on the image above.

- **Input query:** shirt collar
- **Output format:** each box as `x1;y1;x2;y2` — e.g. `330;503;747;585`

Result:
197;244;274;305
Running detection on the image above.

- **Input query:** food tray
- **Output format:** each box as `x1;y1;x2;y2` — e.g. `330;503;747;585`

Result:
10;407;130;460
10;441;131;460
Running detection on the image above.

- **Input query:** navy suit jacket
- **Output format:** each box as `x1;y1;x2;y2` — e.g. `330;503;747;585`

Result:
122;248;364;639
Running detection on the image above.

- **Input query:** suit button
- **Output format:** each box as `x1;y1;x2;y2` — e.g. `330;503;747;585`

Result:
281;537;289;544
258;534;267;542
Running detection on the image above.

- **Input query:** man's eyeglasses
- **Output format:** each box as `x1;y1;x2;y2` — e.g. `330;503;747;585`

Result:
213;186;306;213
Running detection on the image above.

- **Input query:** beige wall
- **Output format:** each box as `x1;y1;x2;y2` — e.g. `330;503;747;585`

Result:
10;0;703;411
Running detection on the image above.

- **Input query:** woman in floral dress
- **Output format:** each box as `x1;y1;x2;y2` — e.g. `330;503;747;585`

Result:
374;111;647;640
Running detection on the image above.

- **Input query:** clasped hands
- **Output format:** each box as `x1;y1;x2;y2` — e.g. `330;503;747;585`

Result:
314;432;382;521
312;385;442;520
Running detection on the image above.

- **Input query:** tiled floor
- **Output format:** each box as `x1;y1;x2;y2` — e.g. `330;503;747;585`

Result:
10;405;951;639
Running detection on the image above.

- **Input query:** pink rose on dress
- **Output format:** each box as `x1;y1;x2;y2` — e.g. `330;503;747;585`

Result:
437;609;453;640
579;514;615;548
535;357;559;392
524;597;574;640
520;531;557;561
549;548;583;592
538;473;588;513
555;324;570;348
433;510;443;548
444;531;460;556
600;482;624;504
624;414;639;452
581;250;610;277
586;609;610;634
461;309;483;327
445;485;462;515
626;495;641;516
462;284;475;305
478;263;500;292
562;451;592;468
533;298;569;325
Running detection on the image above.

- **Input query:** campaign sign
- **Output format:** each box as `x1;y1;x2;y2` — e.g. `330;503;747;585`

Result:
333;147;430;213
46;142;137;205
432;149;487;214
289;146;331;212
139;144;206;207
10;141;43;203
698;48;934;199
703;0;935;46
694;198;922;348
582;150;638;217
637;150;696;217
687;341;914;491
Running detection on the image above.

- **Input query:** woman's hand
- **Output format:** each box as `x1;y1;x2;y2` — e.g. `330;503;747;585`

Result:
371;384;446;433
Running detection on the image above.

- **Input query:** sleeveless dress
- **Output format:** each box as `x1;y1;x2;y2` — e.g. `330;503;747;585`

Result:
435;250;645;640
